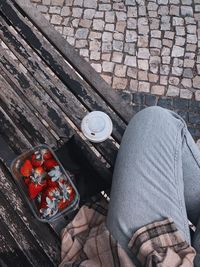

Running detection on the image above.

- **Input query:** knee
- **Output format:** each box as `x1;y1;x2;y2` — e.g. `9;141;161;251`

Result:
130;106;186;128
134;106;169;122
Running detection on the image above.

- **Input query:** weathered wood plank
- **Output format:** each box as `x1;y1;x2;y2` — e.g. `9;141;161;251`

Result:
0;19;87;127
0;56;114;179
0;48;74;140
0;51;118;165
0;106;31;157
0;190;56;266
0;72;57;147
14;0;134;123
0;132;74;238
0;68;116;180
0;1;126;143
0;135;18;169
0;21;119;165
0;220;32;267
0;161;61;266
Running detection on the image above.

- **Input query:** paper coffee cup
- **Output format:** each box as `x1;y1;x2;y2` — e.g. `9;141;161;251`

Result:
81;111;113;143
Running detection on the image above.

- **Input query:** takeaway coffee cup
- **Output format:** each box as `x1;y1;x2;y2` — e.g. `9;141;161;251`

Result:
81;111;113;143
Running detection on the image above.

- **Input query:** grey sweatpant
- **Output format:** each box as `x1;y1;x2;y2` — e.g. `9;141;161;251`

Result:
106;106;200;265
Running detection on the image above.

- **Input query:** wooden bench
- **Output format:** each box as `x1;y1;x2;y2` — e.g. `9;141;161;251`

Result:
0;0;136;265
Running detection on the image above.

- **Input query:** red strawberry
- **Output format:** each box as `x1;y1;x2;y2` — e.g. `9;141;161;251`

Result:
43;159;59;171
58;199;69;210
28;181;47;199
24;177;31;185
58;189;75;210
39;184;59;209
20;160;33;177
28;183;43;199
34;166;45;176
31;154;43;167
42;149;53;160
46;174;58;188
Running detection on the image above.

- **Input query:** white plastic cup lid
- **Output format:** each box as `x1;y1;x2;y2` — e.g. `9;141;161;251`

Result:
81;111;113;143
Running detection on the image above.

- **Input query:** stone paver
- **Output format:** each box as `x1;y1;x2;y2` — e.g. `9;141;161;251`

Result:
31;0;200;100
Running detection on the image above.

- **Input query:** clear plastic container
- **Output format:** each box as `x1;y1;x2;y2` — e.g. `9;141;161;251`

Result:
11;144;80;223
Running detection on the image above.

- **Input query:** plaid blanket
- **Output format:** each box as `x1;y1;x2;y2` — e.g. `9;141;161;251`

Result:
59;199;195;267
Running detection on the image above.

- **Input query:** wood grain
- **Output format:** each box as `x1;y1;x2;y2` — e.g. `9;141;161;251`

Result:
0;2;126;143
14;0;134;123
0;161;61;266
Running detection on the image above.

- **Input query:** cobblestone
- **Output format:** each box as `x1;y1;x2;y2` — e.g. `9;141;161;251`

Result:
31;0;199;100
105;11;115;23
102;32;113;42
94;12;104;18
49;6;60;14
127;18;137;29
127;67;137;78
175;36;185;46
149;73;159;83
172;66;183;76
166;85;180;96
181;6;193;16
150;38;162;48
101;74;112;85
75;39;87;48
181;78;192;88
102;42;112;52
63;27;74;36
105;24;114;32
138;60;149;70
61;6;70;16
51;0;64;6
91;63;101;72
90;51;100;60
160;76;168;85
183;68;193;78
129;79;138;91
93;19;105;31
151;85;165;95
176;26;185;36
193;76;200;89
172;46;185;57
113;77;127;89
89;40;101;51
84;9;95;19
138;71;148;81
125;30;137;42
114;64;127;77
112;52;123;63
51;15;62;24
80;48;89;57
124;55;136;67
113;40;123;51
138;82;150;93
75;28;89;38
180;89;193;99
138;48;150;59
37;5;49;12
84;0;97;9
102;53;111;61
79;19;92;28
102;61;114;72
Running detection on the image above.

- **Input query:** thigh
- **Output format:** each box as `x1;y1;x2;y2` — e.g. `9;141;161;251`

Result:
106;107;191;255
182;130;200;226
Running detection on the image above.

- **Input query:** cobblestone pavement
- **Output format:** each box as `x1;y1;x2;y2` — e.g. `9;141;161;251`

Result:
31;0;200;100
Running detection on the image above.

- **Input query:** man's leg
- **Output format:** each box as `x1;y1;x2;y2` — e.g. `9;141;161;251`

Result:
182;131;200;226
106;106;191;260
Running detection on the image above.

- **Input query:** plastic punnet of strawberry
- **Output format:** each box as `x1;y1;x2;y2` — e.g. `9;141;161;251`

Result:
19;147;76;220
